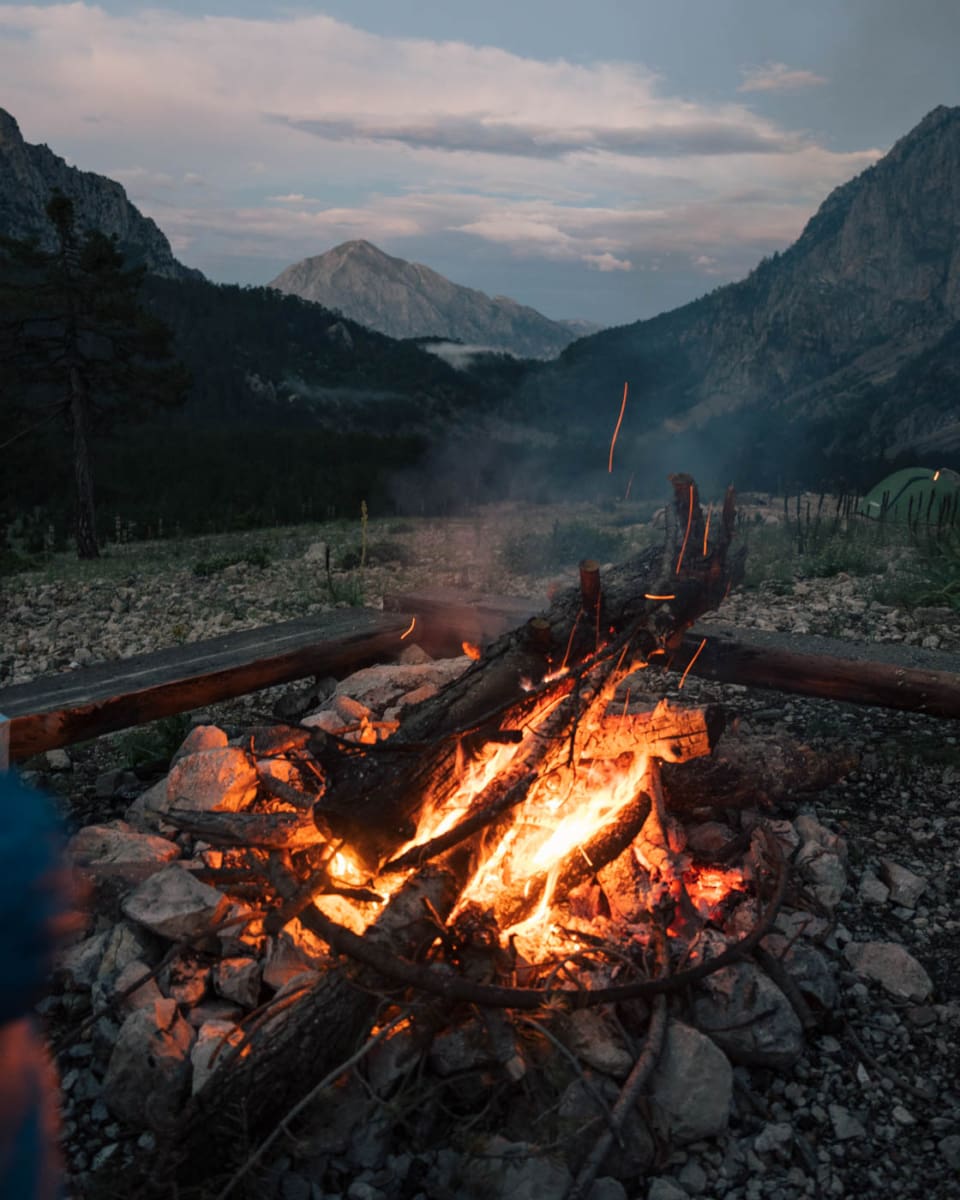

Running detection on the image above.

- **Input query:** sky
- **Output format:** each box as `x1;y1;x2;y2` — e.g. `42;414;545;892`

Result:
1;1;958;326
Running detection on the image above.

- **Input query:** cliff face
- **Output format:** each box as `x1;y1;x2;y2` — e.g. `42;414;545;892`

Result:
528;106;960;469
269;240;580;359
0;108;200;280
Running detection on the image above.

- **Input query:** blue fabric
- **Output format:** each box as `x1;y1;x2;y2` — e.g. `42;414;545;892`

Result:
0;772;66;1025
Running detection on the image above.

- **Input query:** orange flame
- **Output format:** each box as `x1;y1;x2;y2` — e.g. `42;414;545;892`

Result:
462;641;481;660
608;381;628;473
400;616;416;640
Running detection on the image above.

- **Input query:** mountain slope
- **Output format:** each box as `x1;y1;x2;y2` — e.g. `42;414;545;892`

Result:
269;239;582;358
518;105;960;481
0;108;199;280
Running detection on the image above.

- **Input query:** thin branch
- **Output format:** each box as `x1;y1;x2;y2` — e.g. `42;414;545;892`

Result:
213;1010;409;1200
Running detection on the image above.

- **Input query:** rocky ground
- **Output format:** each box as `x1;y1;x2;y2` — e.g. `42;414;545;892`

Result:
3;498;959;1199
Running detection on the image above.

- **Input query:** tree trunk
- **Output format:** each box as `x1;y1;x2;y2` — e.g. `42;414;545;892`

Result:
70;359;99;559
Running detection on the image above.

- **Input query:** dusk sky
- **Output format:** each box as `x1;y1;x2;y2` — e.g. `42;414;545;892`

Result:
2;1;958;326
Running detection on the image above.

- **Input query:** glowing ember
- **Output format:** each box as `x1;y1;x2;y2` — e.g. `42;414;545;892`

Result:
462;640;481;660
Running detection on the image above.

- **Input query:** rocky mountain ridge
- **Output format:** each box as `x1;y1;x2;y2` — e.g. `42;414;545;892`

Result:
524;105;960;479
0;108;199;280
269;239;584;358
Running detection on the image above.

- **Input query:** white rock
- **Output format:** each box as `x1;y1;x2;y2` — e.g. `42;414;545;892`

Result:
102;998;195;1128
44;748;72;771
215;956;262;1008
172;724;228;765
795;843;847;910
112;959;164;1012
303;540;329;563
858;871;890;905
693;961;804;1068
460;1137;571;1200
649;1020;733;1144
67;821;179;870
301;709;347;734
166;747;258;812
122;865;230;942
125;778;171;831
879;859;927;908
843;941;933;1001
563;1008;633;1079
190;1019;242;1094
56;931;109;989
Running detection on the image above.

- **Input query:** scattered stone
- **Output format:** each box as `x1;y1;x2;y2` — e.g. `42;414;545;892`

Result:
858;870;890;905
879;859;928;908
67;821;180;872
215;956;262;1008
587;1178;628;1200
190;1019;243;1094
172;724;228;765
397;643;433;665
693;960;804;1069
56;931;108;989
165;747;258;812
44;747;72;771
112;960;164;1012
648;1178;689;1200
829;1104;866;1141
102;998;195;1128
459;1136;572;1200
939;1135;960;1169
122;865;230;942
843;941;934;1002
563;1008;633;1079
755;1121;794;1155
649;1020;733;1145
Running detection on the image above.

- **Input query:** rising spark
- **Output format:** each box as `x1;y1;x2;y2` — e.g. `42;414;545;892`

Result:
702;501;713;557
678;637;708;689
675;483;694;574
608;381;629;473
934;469;941;481
400;617;416;639
644;593;676;601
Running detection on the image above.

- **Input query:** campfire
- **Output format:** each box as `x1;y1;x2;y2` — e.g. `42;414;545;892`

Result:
59;476;851;1198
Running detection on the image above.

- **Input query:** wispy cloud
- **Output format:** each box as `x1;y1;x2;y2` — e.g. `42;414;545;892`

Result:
0;5;875;295
738;62;828;93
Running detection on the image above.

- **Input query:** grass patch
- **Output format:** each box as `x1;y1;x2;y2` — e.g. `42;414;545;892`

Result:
192;544;272;577
112;713;192;767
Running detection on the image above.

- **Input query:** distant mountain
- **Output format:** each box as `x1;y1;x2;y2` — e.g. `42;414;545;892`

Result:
0;107;199;280
516;105;960;484
269;240;588;359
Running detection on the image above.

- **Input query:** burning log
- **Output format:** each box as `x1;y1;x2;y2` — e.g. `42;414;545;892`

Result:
312;475;742;870
140;475;759;1193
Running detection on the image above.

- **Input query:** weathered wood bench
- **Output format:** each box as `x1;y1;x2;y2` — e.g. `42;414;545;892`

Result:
3;588;958;767
0;593;540;765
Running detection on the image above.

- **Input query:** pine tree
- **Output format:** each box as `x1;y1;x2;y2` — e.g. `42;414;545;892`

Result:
0;191;189;557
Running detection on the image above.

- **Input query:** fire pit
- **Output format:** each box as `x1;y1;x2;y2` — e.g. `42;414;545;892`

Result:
54;477;882;1198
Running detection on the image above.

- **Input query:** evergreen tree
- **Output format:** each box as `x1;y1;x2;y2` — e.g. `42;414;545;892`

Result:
0;192;189;557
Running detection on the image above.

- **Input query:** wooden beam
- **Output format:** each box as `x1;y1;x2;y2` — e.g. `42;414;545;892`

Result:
671;627;960;719
0;610;412;761
382;587;539;658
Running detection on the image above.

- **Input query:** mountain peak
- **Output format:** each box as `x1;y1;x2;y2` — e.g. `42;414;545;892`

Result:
0;107;200;280
269;241;591;358
0;107;23;147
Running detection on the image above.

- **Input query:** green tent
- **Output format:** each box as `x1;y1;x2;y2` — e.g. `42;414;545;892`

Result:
859;466;960;522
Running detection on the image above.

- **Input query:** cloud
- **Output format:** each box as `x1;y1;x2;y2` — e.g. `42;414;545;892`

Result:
0;4;880;296
738;62;828;93
583;252;633;272
273;113;801;159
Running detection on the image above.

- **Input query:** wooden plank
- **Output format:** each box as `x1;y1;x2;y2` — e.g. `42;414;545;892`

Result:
673;626;960;719
0;609;412;761
383;587;540;658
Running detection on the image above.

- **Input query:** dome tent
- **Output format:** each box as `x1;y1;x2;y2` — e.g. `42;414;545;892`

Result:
858;466;960;522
